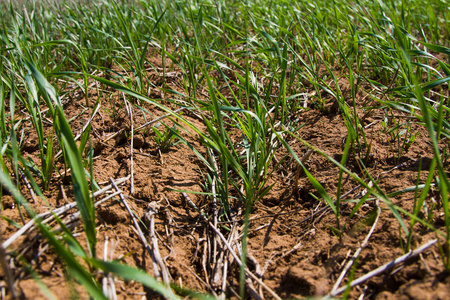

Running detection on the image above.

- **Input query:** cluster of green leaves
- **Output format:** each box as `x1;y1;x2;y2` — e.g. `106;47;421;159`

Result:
151;123;180;151
1;0;450;298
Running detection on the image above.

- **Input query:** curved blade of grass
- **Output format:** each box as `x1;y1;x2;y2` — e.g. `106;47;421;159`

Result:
57;105;97;258
23;60;59;114
0;170;105;299
336;133;353;231
418;42;450;55
400;44;450;269
303;165;336;214
39;224;104;299
171;285;216;300
89;259;180;300
43;129;54;190
437;60;450;77
422;76;450;92
25;61;97;258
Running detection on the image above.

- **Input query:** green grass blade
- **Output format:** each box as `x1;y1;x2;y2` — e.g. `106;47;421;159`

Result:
0;169;105;299
25;59;97;257
57;106;97;258
89;259;180;300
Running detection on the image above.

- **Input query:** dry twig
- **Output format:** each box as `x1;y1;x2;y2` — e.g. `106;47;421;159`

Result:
135;107;187;131
2;176;130;250
327;238;438;297
146;202;171;285
182;193;282;300
0;233;18;299
109;178;162;281
123;94;134;195
331;198;381;294
102;236;118;300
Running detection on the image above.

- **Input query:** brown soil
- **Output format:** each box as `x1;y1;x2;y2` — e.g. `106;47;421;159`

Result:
1;52;450;300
